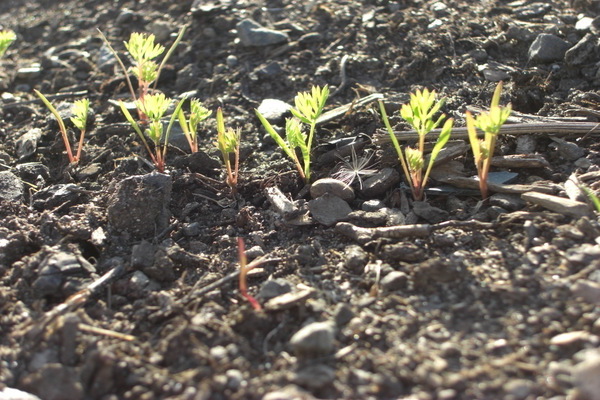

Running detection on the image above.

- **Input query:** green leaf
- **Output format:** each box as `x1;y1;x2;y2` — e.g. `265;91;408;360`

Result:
124;32;165;64
70;99;90;132
466;111;480;162
255;109;295;160
291;85;329;124
0;30;16;58
423;118;453;184
136;93;171;122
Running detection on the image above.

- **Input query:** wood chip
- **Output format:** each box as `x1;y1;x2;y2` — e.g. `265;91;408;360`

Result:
521;192;593;218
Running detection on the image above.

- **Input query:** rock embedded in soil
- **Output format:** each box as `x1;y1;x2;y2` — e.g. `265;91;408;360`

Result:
308;193;352;226
412;201;449;224
107;172;172;239
293;364;336;391
344;244;369;273
0;171;24;202
257;98;292;122
310;178;355;201
528;33;570;63
573;350;600;400
290;321;336;357
237;19;289;47
380;270;408;292
360;168;401;197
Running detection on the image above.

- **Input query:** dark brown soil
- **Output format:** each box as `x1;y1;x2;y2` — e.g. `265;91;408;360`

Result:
1;1;600;399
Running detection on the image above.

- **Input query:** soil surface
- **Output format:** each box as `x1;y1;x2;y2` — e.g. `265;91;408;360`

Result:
1;1;600;399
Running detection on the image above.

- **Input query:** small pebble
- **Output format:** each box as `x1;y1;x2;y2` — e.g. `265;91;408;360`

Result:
290;321;335;357
310;178;355;201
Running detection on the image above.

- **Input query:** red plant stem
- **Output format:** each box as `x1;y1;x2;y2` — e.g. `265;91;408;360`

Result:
238;238;261;311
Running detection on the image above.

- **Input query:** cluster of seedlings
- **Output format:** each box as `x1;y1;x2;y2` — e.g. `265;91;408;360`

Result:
2;29;600;309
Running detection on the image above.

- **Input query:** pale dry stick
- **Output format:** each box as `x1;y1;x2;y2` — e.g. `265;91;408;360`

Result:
335;220;495;244
374;121;600;144
329;54;349;97
16;263;125;340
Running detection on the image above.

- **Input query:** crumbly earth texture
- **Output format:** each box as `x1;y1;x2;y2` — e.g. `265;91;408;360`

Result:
1;1;600;399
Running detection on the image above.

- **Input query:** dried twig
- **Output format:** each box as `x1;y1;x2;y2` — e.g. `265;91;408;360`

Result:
374;122;600;145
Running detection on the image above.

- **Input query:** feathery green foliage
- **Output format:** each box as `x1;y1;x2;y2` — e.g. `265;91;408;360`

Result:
178;98;212;153
379;88;453;201
34;90;91;164
0;30;16;58
466;82;512;199
216;107;241;195
119;93;185;173
256;85;329;182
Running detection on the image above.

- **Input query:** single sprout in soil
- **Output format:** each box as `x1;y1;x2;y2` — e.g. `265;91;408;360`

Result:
580;185;600;213
216;107;241;195
177;98;212;153
34;90;91;164
256;85;329;183
119;92;186;173
379;88;453;201
98;26;186;109
237;238;261;311
466;81;512;199
0;30;16;58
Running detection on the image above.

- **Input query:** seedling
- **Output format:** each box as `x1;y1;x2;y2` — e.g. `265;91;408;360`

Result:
379;88;453;201
256;85;329;183
466;82;512;199
177;98;212;153
0;30;16;58
98;26;186;106
119;92;185;173
580;185;600;213
238;238;261;311
216;107;241;195
34;90;91;164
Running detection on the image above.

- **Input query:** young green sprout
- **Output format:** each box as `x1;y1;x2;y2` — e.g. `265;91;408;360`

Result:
98;26;186;107
0;30;16;58
34;90;91;164
580;185;600;213
119;92;185;173
379;88;453;201
466;81;512;199
216;107;241;195
256;85;329;183
238;237;261;311
178;98;212;153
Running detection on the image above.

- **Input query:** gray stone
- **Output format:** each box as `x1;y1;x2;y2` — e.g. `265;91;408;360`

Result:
256;99;292;122
0;387;42;400
310;178;355;201
0;171;24;202
380;271;408;292
489;193;526;211
237;19;289;47
576;17;595;31
380;242;425;263
107;172;172;239
225;54;238;68
293;365;336;390
528;34;570;63
15;128;43;159
308;194;352;226
31;184;85;210
573;350;600;400
384;208;406;225
362;199;385;211
572;280;600;305
503;379;533;400
360;167;401;197
290;321;335;357
344;245;369;273
258;279;293;301
552;137;585;161
565;33;600;66
515;135;537;154
412;201;449;223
